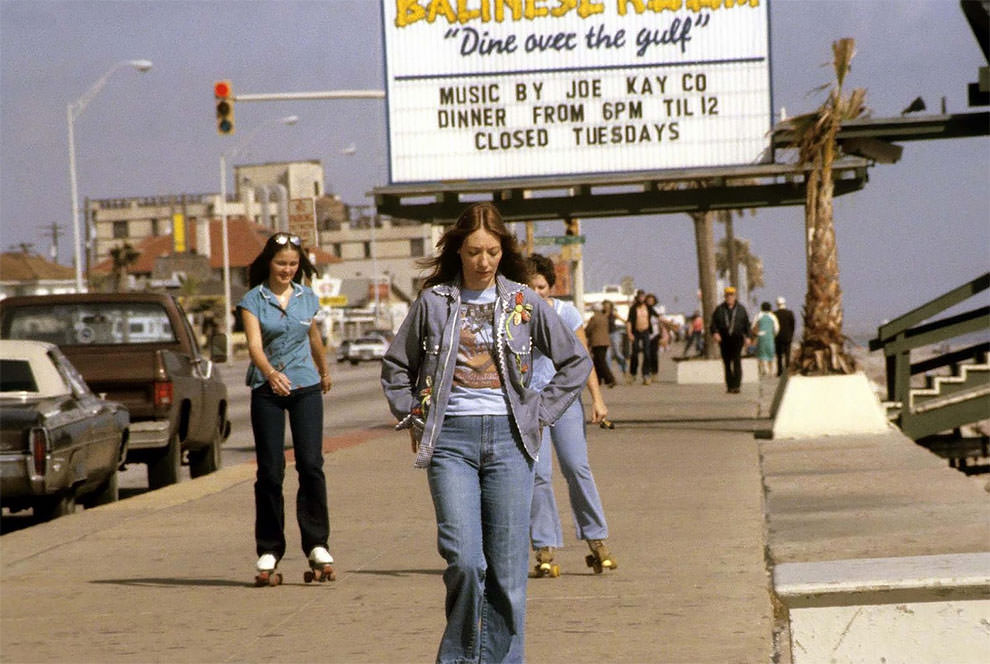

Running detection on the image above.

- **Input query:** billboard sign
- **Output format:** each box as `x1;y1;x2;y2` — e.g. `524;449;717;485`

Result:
382;0;771;183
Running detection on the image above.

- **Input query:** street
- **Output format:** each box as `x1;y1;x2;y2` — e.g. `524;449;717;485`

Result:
0;357;392;534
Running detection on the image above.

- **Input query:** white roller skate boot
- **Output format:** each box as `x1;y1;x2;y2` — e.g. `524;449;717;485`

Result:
254;553;282;587
305;546;336;583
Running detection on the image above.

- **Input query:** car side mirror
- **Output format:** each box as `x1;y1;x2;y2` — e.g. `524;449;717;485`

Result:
209;333;228;363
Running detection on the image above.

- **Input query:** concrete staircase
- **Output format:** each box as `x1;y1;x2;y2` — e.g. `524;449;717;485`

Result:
901;359;990;440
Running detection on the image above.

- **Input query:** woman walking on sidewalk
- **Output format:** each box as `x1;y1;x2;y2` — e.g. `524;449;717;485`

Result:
238;232;335;586
603;300;628;379
525;254;617;579
381;203;590;663
585;303;617;388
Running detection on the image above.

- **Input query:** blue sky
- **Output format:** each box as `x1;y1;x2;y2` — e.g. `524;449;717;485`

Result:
1;0;987;340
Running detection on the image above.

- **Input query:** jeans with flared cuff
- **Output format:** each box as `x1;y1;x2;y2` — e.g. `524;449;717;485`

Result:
428;415;533;664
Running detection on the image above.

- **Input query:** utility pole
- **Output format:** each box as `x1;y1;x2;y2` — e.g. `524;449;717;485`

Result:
42;222;64;262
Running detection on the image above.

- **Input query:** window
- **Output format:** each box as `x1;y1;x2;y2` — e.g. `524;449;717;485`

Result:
113;221;129;239
2;303;176;345
363;241;372;259
0;360;37;392
410;238;425;257
332;243;342;258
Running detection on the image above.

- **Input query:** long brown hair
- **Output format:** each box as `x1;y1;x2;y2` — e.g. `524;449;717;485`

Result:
248;232;317;288
419;202;528;289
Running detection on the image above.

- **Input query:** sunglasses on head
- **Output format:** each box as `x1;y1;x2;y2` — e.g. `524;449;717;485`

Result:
273;233;301;247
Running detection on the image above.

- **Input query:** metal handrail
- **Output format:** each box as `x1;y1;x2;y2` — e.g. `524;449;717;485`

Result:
869;274;990;440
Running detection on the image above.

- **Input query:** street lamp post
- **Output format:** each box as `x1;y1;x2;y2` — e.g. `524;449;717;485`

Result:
219;115;299;359
67;59;152;291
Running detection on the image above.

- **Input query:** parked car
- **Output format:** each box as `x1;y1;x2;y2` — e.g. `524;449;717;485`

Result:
0;293;229;490
344;336;388;365
0;340;129;520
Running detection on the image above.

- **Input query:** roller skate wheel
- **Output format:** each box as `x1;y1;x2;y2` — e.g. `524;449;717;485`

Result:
255;571;282;587
586;554;603;574
549;564;560;578
304;570;315;583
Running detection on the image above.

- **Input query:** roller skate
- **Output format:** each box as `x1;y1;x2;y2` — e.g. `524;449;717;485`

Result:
303;546;336;583
530;546;560;578
585;539;617;574
254;553;282;587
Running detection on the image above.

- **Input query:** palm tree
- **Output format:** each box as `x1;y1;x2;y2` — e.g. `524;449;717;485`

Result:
716;236;764;299
783;38;867;375
109;243;139;292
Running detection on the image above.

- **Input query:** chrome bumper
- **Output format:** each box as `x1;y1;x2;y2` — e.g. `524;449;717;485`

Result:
127;420;171;449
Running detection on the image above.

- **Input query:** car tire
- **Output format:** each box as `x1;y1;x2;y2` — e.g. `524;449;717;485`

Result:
148;433;181;490
350;359;359;365
189;429;223;478
35;492;76;521
82;470;119;508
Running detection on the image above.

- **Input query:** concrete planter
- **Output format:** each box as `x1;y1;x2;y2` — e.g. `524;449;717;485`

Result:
770;372;891;439
661;357;760;384
774;553;990;664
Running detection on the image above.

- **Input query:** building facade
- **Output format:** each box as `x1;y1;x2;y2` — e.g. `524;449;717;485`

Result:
84;159;433;316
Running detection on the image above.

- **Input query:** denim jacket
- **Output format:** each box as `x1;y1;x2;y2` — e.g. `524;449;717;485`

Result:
381;274;591;468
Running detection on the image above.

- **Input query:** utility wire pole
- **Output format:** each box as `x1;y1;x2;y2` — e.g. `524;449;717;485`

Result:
42;222;64;261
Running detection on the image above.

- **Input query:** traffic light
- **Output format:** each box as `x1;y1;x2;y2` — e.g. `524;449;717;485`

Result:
214;80;234;135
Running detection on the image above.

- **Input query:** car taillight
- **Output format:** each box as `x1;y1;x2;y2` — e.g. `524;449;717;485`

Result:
30;428;49;477
154;381;174;407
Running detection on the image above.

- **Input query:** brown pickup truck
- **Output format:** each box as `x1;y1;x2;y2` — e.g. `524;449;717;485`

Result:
0;293;230;489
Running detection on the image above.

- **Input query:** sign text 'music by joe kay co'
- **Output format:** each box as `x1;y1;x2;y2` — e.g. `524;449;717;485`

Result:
382;0;771;183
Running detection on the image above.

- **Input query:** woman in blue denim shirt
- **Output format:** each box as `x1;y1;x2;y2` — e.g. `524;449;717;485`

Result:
381;203;590;663
238;232;334;586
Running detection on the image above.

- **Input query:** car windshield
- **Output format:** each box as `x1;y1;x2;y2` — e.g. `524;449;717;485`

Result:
355;337;385;344
2;303;176;345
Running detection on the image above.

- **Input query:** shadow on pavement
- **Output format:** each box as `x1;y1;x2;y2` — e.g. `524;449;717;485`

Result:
350;568;443;578
91;577;248;588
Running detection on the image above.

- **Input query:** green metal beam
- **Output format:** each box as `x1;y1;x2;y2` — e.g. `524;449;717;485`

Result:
872;273;989;345
772;112;990;148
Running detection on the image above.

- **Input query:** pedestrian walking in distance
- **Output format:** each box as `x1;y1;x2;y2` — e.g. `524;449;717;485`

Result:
627;290;659;385
709;286;751;393
381;203;590;663
525;254;617;580
774;296;796;376
238;232;335;587
603;299;628;379
751;301;780;378
585;302;617;388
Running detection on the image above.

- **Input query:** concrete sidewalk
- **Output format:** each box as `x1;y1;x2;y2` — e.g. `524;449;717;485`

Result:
1;368;778;663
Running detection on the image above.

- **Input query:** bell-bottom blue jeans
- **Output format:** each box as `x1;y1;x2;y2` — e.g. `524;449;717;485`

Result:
250;383;329;560
427;415;534;664
530;398;608;549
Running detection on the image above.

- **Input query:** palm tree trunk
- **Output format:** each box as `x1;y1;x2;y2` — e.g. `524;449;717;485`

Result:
692;211;718;359
725;217;738;290
796;135;856;374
